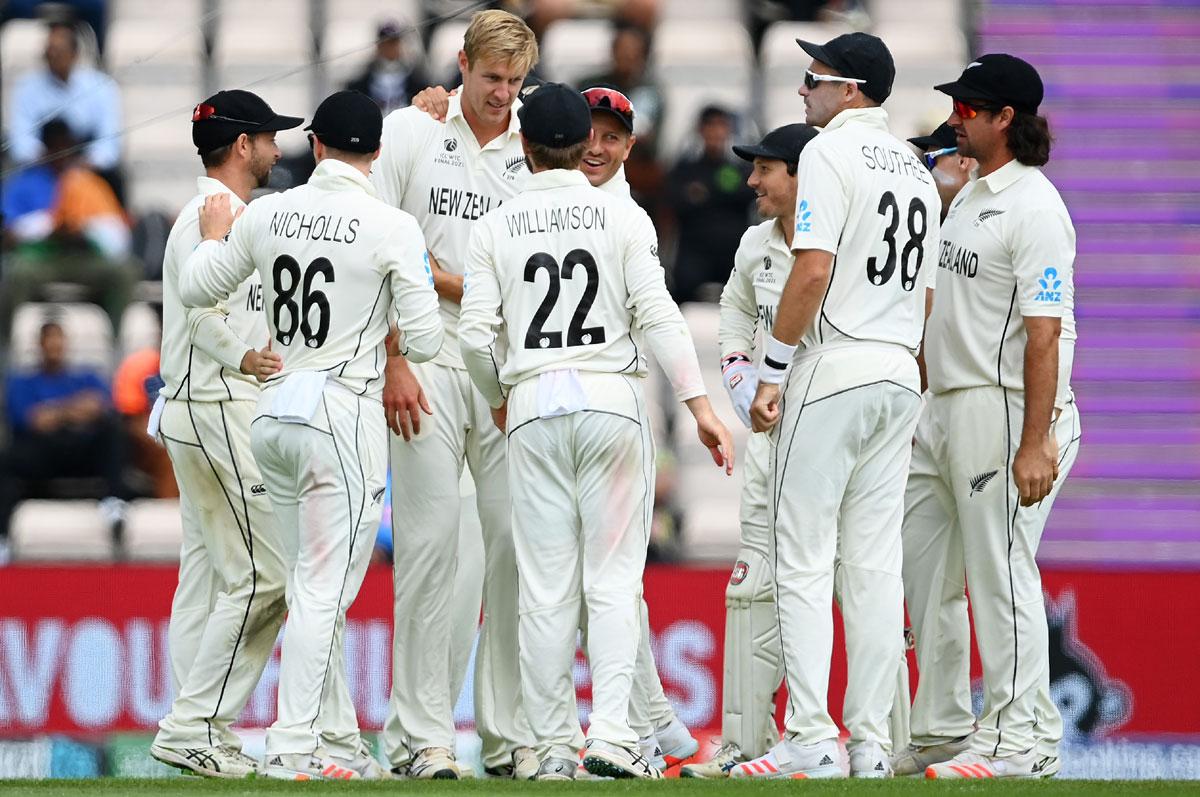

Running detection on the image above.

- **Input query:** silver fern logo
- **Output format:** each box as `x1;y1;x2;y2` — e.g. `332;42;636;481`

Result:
970;469;999;496
974;208;1005;227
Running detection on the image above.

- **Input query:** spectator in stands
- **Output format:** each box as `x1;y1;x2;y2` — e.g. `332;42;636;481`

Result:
0;320;128;562
664;105;755;303
112;341;177;499
579;21;665;158
6;21;123;193
746;1;868;55
0;119;136;347
1;1;109;55
345;19;432;115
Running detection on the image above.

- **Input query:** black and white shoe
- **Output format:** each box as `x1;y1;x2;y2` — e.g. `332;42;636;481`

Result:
582;739;663;779
150;743;256;779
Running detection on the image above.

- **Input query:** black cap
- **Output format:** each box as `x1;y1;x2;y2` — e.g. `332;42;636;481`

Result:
518;82;592;147
191;89;303;155
732;123;819;167
305;90;382;153
582;86;635;133
519;73;545;101
377;19;403;41
934;53;1044;115
797;32;895;103
908;122;957;151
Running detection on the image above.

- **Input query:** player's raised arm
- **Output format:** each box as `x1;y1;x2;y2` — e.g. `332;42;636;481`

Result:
458;223;506;409
385;214;444;364
178;194;259;308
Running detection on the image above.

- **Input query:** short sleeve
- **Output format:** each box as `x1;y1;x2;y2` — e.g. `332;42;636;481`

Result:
792;140;849;255
1012;204;1074;318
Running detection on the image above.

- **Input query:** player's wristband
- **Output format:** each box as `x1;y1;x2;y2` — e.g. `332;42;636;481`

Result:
758;336;797;385
720;352;752;375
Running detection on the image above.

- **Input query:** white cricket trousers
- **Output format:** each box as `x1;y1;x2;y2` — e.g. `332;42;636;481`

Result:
771;356;921;751
384;360;530;768
508;373;655;759
903;388;1081;757
251;386;387;757
156;398;288;750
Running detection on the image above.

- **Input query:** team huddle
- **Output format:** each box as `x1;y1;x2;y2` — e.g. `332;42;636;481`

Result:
148;8;1078;783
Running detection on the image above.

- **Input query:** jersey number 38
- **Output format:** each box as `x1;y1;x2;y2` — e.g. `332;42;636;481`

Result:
866;191;927;291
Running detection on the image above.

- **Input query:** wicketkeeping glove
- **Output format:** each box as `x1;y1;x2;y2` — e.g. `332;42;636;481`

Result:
721;352;758;429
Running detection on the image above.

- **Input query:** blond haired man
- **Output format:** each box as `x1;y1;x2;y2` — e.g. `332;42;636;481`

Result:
372;9;539;780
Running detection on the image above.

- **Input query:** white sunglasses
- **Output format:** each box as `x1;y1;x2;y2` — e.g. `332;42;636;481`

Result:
804;69;867;90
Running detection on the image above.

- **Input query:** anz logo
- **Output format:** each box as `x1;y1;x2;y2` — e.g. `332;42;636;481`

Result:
795;199;813;234
1035;267;1063;303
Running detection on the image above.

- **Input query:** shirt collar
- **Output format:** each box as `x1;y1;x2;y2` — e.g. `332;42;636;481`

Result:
597;165;631;199
195;176;247;208
822;106;890;133
768;218;790;251
447;93;524;150
311;158;378;197
975;158;1034;194
525;169;591;191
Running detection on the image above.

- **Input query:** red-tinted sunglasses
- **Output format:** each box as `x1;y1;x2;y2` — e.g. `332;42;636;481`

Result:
192;103;260;126
952;97;996;120
581;86;635;125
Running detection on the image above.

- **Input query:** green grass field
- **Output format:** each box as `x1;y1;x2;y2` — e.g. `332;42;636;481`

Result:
1;780;1196;796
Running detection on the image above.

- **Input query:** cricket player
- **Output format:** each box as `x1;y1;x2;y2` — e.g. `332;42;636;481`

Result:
739;33;940;779
904;55;1080;780
371;10;539;779
909;122;976;223
178;90;443;780
150;90;298;780
458;83;734;781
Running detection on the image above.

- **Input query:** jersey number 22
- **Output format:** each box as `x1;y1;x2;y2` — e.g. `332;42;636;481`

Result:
523;249;607;349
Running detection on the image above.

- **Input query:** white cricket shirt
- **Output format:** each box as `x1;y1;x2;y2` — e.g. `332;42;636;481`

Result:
372;94;527;369
924;158;1077;407
160;177;265;403
179;159;443;400
459;169;706;419
790;107;941;396
719;219;794;360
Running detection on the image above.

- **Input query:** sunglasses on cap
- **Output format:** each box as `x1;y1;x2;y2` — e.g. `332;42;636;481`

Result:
804;69;866;91
192;103;260;126
923;146;958;170
582;86;634;125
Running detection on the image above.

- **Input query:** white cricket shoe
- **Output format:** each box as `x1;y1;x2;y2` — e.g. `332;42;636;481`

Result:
260;751;360;780
680;741;746;779
484;746;539;780
331;741;390;779
653;716;700;767
729;738;844;779
849;741;892;778
890;735;970;776
925;749;1058;779
149;743;256;779
582;739;663;779
410;746;460;780
637;735;665;770
536;756;577;781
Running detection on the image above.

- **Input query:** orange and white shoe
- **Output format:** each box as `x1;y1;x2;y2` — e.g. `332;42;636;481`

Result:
925;749;1056;779
729;738;844;780
261;751;361;780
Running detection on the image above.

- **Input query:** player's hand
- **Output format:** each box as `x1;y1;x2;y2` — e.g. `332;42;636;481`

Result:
240;339;283;382
412;85;455;122
383;356;431;441
685;396;735;475
198;193;242;242
720;353;757;429
1013;435;1057;507
490;402;507;433
750;382;782;433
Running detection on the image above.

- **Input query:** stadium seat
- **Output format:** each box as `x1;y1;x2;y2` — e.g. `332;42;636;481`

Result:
118;302;161;356
9;302;115;374
541;18;613;86
661;0;742;24
9;500;114;561
0;17;46;81
123;499;184;560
